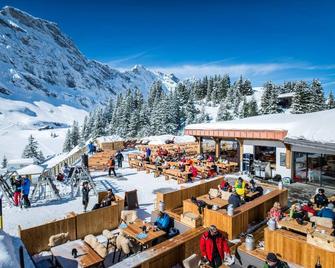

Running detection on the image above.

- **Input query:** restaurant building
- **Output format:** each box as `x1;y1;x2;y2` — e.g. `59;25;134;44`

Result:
185;109;335;187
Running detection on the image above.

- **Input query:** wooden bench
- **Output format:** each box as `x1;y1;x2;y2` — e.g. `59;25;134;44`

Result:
165;207;184;221
163;169;192;184
128;159;145;171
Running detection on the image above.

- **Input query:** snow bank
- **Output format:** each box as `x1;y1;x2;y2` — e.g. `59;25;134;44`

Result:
140;135;195;145
0;230;34;268
186;109;335;144
17;164;45;175
95;135;124;143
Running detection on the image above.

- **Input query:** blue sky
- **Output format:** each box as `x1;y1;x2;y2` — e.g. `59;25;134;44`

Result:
3;0;335;92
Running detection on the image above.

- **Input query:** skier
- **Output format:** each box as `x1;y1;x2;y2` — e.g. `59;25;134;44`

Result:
82;181;90;212
11;176;22;206
107;156;117;177
62;163;70;179
22;175;31;208
115;151;124;168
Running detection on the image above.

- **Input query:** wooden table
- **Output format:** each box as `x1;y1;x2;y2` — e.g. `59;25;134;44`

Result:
50;240;103;268
197;194;228;208
245;191;260;199
278;217;334;236
122;219;166;246
163;169;192;184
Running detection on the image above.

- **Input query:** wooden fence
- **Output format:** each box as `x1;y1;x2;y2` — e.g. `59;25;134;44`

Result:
113;227;205;268
19;195;124;255
156;176;224;211
203;188;288;239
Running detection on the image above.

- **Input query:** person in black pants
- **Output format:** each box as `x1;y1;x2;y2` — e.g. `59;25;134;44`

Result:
115;151;124;168
107;156;117;176
82;182;90;212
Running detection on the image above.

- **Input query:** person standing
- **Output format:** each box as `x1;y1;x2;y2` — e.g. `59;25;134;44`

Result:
200;225;232;268
107;156;117;177
12;176;22;206
82;181;90;212
115;151;124;168
22;175;31;208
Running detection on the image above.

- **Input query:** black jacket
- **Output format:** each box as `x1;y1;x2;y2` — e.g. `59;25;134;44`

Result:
228;193;241;208
115;153;124;162
82;187;90;203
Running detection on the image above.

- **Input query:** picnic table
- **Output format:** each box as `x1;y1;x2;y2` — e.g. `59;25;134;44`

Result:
50;240;103;268
196;194;229;208
163;169;192;184
278;217;334;236
122;219;166;247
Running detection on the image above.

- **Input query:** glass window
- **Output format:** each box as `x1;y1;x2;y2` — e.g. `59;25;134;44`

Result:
321;154;335;186
293;152;307;182
254;146;276;164
307;153;322;184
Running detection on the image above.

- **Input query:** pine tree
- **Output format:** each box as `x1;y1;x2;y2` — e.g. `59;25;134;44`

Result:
2;155;7;168
37;150;45;163
260;81;280;114
327;91;335;109
217;100;233;121
22;135;40;160
292;81;310;114
93;108;107;138
239;97;249;118
103;98;114;125
148;81;164;108
197;105;210;123
63;129;73;152
70;121;80;147
81;116;90;141
248;96;259;117
185;98;198;125
309;79;325;112
206;77;214;102
242;79;253;95
217;74;230;100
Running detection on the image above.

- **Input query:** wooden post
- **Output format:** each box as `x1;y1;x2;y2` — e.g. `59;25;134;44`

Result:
237;139;244;171
214;138;221;159
285;144;292;169
196;137;203;154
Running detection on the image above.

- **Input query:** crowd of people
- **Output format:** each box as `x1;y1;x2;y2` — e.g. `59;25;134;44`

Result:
10;175;31;208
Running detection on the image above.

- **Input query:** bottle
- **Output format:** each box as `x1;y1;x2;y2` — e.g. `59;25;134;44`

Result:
315;256;322;268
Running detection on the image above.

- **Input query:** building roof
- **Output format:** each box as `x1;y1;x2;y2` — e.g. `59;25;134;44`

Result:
7;158;34;165
185;109;335;144
17;164;45;175
95;135;124;144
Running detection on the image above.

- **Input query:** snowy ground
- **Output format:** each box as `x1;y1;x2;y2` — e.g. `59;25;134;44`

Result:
2;150;214;237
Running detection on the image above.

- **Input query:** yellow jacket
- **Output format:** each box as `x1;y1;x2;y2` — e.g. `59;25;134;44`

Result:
234;180;246;196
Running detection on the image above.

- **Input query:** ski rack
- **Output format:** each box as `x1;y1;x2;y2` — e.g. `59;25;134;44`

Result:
69;164;97;198
30;170;61;202
0;170;18;207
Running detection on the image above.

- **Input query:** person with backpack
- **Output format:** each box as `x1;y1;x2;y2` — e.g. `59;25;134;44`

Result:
263;252;289;268
22;175;31;208
200;225;232;268
115;151;124;168
107;156;117;177
12;176;22;206
154;211;172;232
82;181;90;212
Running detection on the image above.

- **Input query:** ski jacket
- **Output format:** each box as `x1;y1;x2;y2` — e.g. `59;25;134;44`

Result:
107;159;115;168
22;177;31;195
200;231;230;262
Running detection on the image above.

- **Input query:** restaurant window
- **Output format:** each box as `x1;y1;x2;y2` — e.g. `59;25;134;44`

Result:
280;153;286;167
322;154;335;186
254;146;276;164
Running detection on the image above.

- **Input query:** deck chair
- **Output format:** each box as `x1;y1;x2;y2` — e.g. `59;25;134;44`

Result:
124;190;139;210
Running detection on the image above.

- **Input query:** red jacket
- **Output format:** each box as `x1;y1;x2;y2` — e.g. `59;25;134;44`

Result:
189;165;198;177
200;231;230;262
302;205;316;216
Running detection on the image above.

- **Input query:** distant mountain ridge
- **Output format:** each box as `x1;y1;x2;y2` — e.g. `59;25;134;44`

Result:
0;6;179;109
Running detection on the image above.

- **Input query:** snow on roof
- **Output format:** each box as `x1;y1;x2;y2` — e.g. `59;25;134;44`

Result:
278;92;295;98
17;164;45;175
7;158;34;165
185;109;335;144
95;135;124;143
140;135;195;145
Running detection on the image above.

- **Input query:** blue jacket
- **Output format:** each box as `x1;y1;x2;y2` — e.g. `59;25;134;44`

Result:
22;177;31;195
155;213;171;231
88;143;95;153
317;208;335;220
146;148;151;158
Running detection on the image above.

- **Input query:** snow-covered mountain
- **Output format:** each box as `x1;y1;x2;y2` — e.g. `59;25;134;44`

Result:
0;6;179;109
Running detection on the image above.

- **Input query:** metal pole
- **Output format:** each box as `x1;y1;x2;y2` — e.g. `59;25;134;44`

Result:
0;192;3;230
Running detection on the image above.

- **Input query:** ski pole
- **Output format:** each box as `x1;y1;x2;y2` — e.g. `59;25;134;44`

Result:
0;192;3;229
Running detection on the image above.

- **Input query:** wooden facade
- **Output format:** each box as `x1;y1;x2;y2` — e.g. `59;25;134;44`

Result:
265;228;335;268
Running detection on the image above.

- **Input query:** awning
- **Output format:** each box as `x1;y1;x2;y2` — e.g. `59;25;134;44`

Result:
284;138;335;155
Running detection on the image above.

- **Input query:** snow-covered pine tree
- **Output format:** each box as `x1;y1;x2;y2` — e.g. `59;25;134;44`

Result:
81;116;90;141
248;96;259;117
175;83;190;106
63;129;73;152
206;77;214;103
217;100;233;121
309;79;325;112
137;103;151;137
103;97;114;125
92;108;107;138
217;74;230;100
185;97;198;125
327;91;335;109
148;81;164;108
70;121;80;147
37;150;45;163
197;105;210;123
2;155;7;168
242;79;253;95
260;81;280;114
292;81;310;114
22;135;40;159
239;96;249;118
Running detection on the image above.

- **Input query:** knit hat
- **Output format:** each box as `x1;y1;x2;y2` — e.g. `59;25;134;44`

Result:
266;253;278;263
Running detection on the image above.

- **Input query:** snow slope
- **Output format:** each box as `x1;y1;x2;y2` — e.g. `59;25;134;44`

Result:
0;6;179;109
186;108;335;144
0;96;87;159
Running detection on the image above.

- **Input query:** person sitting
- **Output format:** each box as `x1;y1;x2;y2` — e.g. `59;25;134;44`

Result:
314;188;328;208
179;162;186;172
92;189;116;210
207;155;215;162
317;203;335;220
189;165;198;179
155;155;163;166
197;153;205;162
154;211;172;232
228;188;241;209
234;177;247;197
268;202;283;222
290;203;307;221
218;179;232;192
263;252;289;268
200;225;232;268
302;201;317;218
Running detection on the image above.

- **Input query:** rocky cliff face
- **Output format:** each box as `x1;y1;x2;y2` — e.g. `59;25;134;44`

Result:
0;6;178;109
